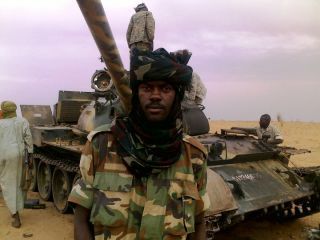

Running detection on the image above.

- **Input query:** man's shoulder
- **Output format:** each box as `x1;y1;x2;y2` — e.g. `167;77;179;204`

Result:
268;125;277;130
14;116;29;125
133;11;153;18
87;123;113;142
133;11;147;18
183;134;208;156
266;125;280;133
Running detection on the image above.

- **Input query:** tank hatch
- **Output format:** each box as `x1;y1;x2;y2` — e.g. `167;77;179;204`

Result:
20;105;54;126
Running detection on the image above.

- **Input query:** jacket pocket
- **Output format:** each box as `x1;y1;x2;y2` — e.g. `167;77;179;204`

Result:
90;172;133;228
164;180;199;236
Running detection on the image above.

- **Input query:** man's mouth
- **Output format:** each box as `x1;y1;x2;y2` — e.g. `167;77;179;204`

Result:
146;104;165;113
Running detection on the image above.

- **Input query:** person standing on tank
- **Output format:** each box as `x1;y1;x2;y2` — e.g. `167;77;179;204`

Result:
126;3;155;52
0;101;33;228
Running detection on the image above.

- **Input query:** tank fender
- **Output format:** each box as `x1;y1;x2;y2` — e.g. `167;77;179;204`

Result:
205;168;238;216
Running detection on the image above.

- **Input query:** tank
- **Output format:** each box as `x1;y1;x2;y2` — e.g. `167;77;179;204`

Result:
20;70;120;213
193;128;320;239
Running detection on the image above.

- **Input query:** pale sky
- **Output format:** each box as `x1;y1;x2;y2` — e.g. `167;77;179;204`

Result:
0;0;319;121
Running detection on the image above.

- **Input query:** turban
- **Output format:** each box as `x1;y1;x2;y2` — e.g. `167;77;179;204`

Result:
130;48;193;98
1;101;17;119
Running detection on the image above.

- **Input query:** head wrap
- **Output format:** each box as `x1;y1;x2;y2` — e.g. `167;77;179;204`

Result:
112;48;193;176
1;101;17;119
130;48;192;98
170;49;192;65
135;3;148;12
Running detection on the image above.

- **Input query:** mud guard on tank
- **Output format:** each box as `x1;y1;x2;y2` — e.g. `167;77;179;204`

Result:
205;168;238;215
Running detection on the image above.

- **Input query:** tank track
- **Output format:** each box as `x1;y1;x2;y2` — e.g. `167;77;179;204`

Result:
34;152;80;173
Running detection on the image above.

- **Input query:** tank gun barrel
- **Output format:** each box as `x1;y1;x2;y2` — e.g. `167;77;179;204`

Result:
76;0;131;113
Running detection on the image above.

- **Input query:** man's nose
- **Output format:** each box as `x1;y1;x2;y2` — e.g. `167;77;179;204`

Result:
150;88;161;99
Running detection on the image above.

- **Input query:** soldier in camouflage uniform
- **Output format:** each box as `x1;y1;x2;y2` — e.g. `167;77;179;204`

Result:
170;50;207;105
184;72;207;105
126;3;155;52
69;48;210;240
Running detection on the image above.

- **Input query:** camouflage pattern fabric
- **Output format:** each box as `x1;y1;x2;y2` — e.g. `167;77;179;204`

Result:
126;10;155;48
183;72;207;105
68;131;210;239
130;48;192;94
130;42;152;52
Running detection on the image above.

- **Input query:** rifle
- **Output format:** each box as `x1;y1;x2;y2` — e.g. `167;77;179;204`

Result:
21;149;33;194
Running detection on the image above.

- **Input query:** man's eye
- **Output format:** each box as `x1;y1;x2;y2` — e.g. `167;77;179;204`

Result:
162;86;173;92
141;86;151;91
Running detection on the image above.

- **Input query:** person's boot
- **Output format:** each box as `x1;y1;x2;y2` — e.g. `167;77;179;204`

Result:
11;212;21;228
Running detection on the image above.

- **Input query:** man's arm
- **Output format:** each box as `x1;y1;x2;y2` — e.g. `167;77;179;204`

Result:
185;137;210;240
267;137;283;145
68;139;97;240
74;205;94;240
145;12;155;41
267;126;283;144
186;212;206;240
194;72;207;105
126;17;133;46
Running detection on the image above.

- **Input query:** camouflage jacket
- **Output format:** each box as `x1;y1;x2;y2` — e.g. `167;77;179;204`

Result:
68;131;209;240
126;11;155;47
183;72;207;105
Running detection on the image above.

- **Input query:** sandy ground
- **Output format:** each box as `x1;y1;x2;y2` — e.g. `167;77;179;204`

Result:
0;120;319;240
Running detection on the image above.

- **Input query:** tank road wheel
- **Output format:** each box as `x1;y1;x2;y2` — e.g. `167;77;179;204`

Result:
37;160;52;201
52;167;72;213
29;157;38;192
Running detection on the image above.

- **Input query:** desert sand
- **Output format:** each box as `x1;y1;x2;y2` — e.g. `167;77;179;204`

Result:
0;120;319;240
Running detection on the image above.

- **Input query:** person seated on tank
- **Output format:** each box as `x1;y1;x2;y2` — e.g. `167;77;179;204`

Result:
256;114;283;145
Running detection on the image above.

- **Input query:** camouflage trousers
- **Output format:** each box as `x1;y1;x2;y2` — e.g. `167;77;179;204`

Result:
130;42;153;52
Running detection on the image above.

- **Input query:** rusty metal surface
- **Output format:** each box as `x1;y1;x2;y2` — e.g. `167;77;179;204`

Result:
20;105;54;126
197;130;319;236
56;100;91;123
211;159;313;215
206;169;238;215
58;90;94;101
42;141;83;154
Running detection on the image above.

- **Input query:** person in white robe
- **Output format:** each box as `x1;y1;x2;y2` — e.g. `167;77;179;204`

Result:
0;101;33;228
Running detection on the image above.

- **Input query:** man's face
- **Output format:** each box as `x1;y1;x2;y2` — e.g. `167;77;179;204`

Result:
138;81;176;122
259;118;270;129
